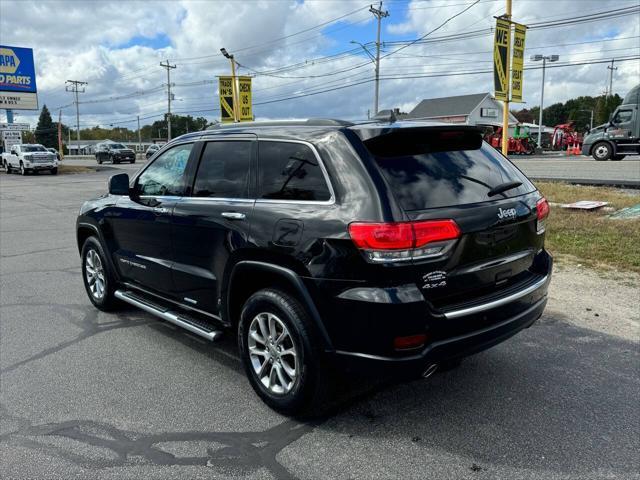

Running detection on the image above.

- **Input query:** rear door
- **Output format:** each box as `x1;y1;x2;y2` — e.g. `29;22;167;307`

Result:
171;136;256;314
363;128;544;307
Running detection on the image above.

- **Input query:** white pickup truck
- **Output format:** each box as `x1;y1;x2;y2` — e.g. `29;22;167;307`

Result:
2;144;59;175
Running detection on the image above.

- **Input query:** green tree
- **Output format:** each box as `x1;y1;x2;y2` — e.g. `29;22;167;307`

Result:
34;105;57;147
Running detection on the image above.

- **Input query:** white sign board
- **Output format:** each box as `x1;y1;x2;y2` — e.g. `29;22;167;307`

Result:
2;130;22;149
0;92;38;110
0;122;30;131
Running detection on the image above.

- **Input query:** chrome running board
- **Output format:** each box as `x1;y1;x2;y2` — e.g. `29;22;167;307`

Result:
115;289;222;341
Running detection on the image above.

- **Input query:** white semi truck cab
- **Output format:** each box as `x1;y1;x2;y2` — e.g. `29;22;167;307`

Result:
2;143;59;175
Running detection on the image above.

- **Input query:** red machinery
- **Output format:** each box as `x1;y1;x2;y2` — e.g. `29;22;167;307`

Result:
485;126;536;155
551;121;583;150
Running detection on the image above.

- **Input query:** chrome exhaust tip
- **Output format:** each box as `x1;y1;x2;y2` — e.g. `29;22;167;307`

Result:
422;363;438;379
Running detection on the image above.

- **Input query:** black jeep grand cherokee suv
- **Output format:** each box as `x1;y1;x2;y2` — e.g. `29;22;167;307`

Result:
76;119;552;414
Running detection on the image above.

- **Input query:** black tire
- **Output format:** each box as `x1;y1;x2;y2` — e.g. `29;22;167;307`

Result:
238;288;329;416
51;167;58;175
97;158;102;164
20;162;27;175
81;236;118;311
612;155;625;161
130;159;135;164
592;142;612;161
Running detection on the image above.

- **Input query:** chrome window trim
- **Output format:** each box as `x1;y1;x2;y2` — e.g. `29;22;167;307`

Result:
255;138;336;206
179;197;255;204
443;274;549;319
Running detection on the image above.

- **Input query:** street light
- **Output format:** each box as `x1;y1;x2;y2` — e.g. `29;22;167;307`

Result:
530;54;559;148
220;48;239;122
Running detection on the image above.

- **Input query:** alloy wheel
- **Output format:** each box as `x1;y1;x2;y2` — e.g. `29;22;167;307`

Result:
248;312;298;395
85;249;106;300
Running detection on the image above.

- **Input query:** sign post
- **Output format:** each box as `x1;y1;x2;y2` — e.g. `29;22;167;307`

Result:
0;46;38;110
493;1;512;156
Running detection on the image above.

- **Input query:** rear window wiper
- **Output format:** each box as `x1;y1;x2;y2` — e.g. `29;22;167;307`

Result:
487;181;522;197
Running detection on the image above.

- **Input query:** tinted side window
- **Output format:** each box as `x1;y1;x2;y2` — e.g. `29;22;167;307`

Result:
137;143;192;196
193;141;252;198
258;141;331;201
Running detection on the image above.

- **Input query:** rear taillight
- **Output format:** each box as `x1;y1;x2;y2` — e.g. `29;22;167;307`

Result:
348;220;460;263
536;197;550;234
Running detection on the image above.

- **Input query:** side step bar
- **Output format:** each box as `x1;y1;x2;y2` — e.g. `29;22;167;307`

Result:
115;289;222;341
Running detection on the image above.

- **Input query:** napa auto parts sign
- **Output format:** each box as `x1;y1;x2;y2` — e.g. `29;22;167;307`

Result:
0;46;38;110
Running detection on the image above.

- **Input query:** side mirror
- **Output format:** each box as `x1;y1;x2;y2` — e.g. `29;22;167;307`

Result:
108;173;130;196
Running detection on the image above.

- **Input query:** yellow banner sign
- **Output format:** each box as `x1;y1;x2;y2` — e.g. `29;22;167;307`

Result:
493;18;511;102
238;76;253;122
218;76;235;123
511;23;527;102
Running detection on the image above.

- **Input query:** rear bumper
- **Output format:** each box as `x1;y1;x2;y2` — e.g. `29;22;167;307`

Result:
331;295;546;372
317;251;552;372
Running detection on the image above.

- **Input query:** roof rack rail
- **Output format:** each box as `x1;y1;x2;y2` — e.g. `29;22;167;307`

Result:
206;118;354;129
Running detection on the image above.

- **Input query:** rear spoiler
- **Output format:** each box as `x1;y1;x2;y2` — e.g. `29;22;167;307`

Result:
353;125;484;157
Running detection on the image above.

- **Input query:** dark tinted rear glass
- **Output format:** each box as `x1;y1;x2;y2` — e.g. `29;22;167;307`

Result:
366;130;535;210
193;141;251;198
258;141;331;201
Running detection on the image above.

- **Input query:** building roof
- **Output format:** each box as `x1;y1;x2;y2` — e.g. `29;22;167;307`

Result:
407;92;490;119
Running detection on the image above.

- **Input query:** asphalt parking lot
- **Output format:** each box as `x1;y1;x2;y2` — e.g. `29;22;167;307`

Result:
1;166;638;479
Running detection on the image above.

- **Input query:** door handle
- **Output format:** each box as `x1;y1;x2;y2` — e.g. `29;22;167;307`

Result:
153;207;170;214
221;212;246;220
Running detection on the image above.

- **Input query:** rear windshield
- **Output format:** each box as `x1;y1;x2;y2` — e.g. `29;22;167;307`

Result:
365;130;535;210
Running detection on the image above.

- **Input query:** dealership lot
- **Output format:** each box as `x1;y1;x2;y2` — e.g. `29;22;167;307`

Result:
1;168;638;479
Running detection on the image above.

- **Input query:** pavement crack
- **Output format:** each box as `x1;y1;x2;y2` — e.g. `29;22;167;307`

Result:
0;405;314;479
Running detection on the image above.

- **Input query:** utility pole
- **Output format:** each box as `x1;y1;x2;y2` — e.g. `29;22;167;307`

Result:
607;59;617;99
160;60;176;140
137;115;141;153
370;2;389;116
65;79;87;150
500;0;512;156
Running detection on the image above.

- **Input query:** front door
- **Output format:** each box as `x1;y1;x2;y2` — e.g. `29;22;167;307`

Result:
171;138;256;314
108;142;194;295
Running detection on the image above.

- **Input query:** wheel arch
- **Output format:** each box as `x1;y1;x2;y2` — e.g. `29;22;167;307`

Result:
77;221;122;284
226;260;334;352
